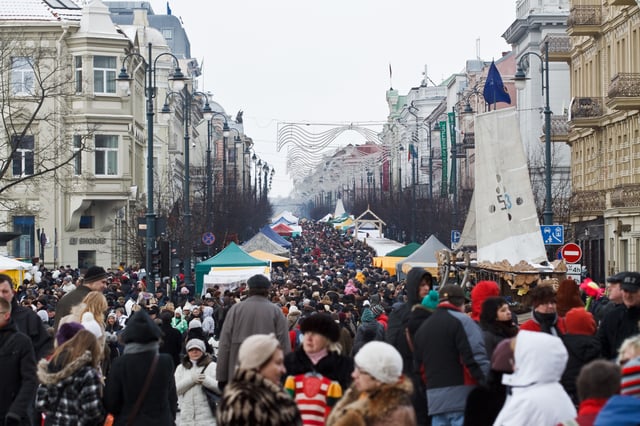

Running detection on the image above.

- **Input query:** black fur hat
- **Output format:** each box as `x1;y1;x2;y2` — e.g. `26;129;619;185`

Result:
300;313;340;342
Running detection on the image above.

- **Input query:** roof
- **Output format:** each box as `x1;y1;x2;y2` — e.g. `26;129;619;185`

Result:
0;0;83;22
385;242;421;258
242;232;289;257
195;242;269;270
259;225;292;248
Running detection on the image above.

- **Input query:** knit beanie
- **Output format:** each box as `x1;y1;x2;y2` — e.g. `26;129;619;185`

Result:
237;333;280;371
422;290;440;310
300;313;340;342
621;357;640;397
188;318;202;330
247;274;271;289
371;304;385;318
120;309;163;344
186;338;206;353
84;266;107;283
354;341;403;384
55;322;84;346
565;307;596;335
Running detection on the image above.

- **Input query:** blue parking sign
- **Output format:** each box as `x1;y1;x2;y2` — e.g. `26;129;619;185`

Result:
451;230;461;247
540;225;564;245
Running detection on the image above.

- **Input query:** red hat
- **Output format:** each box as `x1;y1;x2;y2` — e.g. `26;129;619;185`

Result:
565;307;596;335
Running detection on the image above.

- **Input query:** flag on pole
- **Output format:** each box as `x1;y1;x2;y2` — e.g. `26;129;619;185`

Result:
166;2;172;15
483;61;511;107
389;63;393;89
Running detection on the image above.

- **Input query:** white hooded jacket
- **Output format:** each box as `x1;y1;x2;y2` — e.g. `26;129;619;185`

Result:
493;330;576;425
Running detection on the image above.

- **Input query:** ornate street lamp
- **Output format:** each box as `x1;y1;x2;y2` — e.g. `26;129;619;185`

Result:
117;42;188;291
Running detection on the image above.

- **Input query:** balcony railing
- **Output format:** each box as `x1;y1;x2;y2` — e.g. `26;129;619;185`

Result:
570;97;604;127
567;6;602;36
569;190;606;216
549;114;569;142
544;34;571;62
610;0;636;6
611;184;640;208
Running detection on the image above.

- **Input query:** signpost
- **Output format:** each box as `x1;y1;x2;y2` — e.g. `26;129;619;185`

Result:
541;225;564;245
451;230;461;248
560;243;582;264
202;232;216;246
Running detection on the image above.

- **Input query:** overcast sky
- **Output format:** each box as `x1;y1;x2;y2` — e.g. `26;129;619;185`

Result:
147;0;518;198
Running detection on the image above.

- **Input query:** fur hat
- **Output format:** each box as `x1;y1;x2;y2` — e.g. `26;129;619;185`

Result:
247;274;271;289
354;341;403;384
55;322;84;346
237;333;280;371
621;357;640;396
84;266;107;283
565;307;596;335
120;309;162;344
186;338;206;353
422;290;440;310
81;312;103;339
300;313;340;342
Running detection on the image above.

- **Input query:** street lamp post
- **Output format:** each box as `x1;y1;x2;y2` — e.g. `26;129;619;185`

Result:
117;42;188;292
161;90;214;287
514;40;553;226
408;104;419;242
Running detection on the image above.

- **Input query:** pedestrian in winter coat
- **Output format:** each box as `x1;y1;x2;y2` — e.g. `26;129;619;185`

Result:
217;333;302;426
594;356;640;425
174;339;219;426
171;308;188;334
352;307;384;356
284;313;354;391
36;330;105;426
104;309;177;426
385;268;433;425
53;266;108;331
216;275;290;390
469;280;500;323
493;330;576;425
560;307;601;406
520;284;567;335
158;310;183;368
0;297;38;426
327;341;416;426
478;296;519;359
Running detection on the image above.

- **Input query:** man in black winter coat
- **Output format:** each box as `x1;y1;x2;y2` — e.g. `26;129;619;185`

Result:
0;297;38;426
0;274;52;360
598;271;640;360
385;268;433;426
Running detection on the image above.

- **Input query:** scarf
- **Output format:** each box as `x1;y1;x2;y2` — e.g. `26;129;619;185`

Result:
123;341;159;355
533;310;559;335
306;348;328;365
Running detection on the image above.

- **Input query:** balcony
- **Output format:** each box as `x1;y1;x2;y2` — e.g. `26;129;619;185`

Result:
607;73;640;110
544;34;571;63
570;97;604;128
569;190;606;217
567;6;602;37
460;132;475;150
610;0;636;6
545;114;569;142
611;184;640;207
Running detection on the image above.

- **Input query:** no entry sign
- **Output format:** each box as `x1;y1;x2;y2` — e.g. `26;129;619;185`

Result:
561;243;582;264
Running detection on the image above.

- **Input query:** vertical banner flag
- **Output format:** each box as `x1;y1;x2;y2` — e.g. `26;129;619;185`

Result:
439;121;448;197
483;61;511;108
448;112;457;193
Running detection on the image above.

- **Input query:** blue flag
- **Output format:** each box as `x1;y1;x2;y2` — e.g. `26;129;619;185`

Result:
483;61;511;106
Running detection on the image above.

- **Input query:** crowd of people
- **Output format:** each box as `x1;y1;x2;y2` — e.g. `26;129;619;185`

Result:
0;220;639;425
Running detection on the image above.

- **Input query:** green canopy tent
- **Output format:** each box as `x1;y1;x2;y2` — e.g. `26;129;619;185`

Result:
385;242;422;258
195;242;270;294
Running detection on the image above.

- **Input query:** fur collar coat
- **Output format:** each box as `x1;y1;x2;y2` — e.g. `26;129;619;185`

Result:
326;377;416;426
216;368;301;426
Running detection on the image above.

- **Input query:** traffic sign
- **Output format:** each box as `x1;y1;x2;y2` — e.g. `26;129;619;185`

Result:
541;225;564;245
202;232;216;246
566;264;582;281
451;230;461;247
561;243;582;264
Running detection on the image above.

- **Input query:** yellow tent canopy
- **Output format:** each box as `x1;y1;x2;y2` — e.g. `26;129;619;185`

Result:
372;256;404;275
249;250;290;265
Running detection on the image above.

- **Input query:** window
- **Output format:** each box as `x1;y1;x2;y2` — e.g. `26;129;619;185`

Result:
93;56;116;94
12;216;34;258
12;135;34;177
94;135;118;176
73;134;82;175
162;28;173;40
75;56;82;93
11;57;35;95
79;215;94;229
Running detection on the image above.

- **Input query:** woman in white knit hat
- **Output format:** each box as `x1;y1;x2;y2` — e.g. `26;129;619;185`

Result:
217;333;302;426
326;341;416;426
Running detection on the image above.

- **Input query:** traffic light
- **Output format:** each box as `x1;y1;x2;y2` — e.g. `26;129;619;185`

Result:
160;240;170;278
151;249;161;276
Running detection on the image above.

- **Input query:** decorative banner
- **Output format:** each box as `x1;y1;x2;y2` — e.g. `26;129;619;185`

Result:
448;112;457;193
439;121;448;197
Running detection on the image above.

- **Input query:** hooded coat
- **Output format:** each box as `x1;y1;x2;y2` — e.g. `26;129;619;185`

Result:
36;351;105;426
493;330;576;425
174;355;219;426
469;281;500;322
594;395;640;426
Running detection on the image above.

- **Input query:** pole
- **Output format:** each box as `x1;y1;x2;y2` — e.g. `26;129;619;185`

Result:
205;118;213;257
183;89;192;287
543;41;553;226
451;108;458;231
145;43;156;292
428;124;433;200
222;134;228;197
